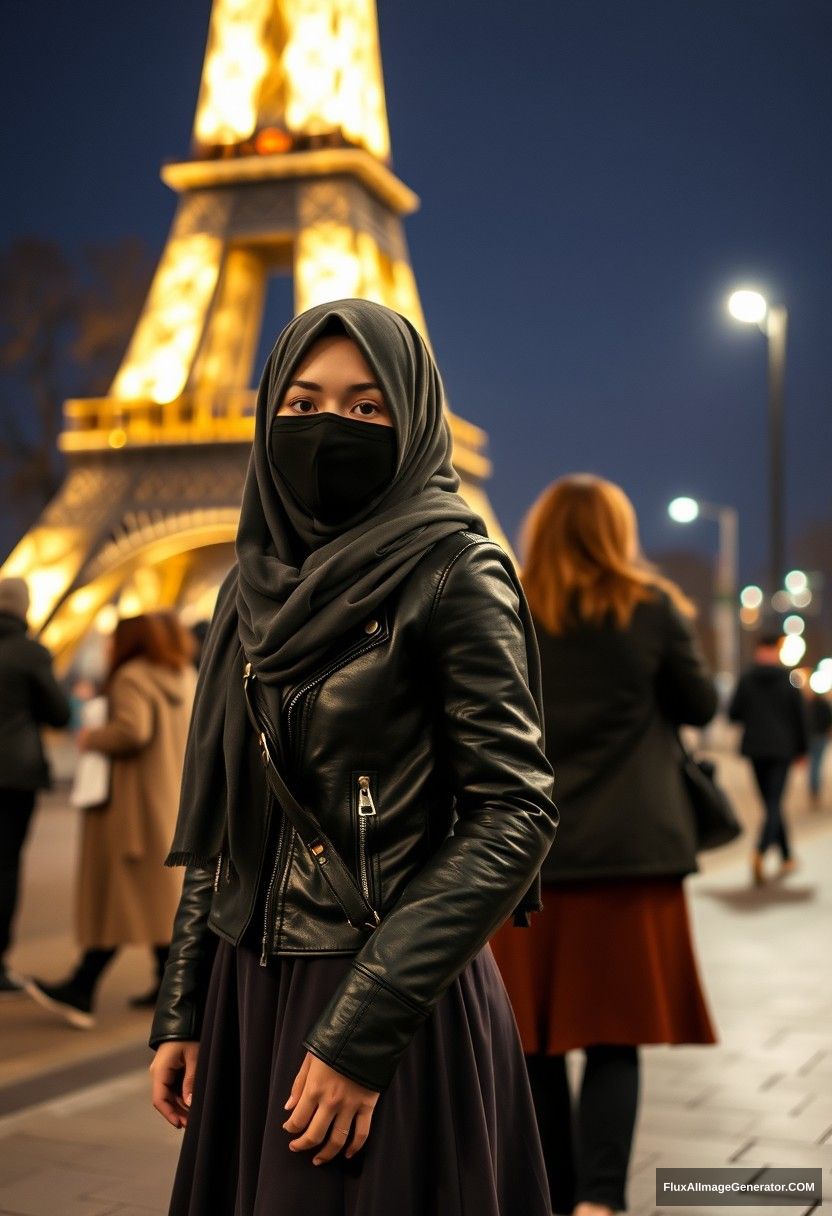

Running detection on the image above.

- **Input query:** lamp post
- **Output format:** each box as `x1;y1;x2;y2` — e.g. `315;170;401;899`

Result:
727;288;788;597
668;496;740;686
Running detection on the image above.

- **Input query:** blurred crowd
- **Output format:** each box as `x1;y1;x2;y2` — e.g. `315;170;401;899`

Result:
0;474;828;1213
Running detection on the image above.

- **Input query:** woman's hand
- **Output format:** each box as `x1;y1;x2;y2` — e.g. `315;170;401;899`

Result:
150;1040;200;1129
283;1051;379;1164
76;727;91;751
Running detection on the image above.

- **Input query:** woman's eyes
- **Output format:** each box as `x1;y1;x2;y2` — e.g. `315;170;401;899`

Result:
283;399;383;417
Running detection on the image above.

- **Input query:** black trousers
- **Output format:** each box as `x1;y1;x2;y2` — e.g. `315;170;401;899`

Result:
527;1047;639;1213
751;759;792;859
0;788;37;963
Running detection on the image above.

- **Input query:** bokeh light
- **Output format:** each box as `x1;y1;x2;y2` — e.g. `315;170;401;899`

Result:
779;634;806;667
785;569;808;594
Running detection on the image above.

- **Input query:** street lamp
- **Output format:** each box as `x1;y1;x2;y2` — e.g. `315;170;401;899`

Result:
668;496;740;686
727;287;788;597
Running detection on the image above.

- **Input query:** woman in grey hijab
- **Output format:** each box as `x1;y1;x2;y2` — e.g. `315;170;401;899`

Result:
150;299;557;1216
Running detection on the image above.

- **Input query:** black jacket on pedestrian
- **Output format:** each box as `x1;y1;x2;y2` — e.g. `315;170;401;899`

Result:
808;695;832;738
150;532;557;1091
729;664;809;760
0;613;70;790
536;589;718;885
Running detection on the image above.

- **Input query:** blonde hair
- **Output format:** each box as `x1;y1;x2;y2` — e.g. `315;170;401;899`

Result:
521;474;694;634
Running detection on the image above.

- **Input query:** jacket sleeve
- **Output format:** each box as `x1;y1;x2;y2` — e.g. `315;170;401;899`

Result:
303;542;557;1091
149;866;217;1048
84;670;154;757
655;596;718;727
30;644;71;728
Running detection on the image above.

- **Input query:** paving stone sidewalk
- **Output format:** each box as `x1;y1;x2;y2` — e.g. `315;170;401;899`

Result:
1;762;831;1214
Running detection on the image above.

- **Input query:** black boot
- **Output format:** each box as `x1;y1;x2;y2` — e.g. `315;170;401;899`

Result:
23;976;96;1029
24;948;116;1029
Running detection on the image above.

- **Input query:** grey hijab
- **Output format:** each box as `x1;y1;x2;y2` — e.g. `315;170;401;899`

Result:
167;299;484;867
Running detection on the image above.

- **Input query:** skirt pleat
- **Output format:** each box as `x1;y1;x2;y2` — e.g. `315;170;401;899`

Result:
169;940;550;1216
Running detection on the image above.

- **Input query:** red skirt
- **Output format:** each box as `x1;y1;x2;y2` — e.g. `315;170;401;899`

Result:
491;879;716;1055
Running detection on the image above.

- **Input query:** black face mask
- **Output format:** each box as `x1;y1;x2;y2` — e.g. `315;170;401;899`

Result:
270;413;397;525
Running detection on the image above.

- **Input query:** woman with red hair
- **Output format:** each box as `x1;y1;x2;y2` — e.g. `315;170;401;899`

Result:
25;613;196;1026
492;475;718;1216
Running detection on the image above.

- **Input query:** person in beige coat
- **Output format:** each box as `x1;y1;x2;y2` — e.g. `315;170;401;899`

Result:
25;613;197;1028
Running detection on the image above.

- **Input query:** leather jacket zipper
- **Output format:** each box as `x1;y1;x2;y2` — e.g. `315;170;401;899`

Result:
260;813;288;967
357;775;377;906
255;630;386;960
286;631;386;750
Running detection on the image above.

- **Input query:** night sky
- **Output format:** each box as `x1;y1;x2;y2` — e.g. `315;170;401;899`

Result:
1;0;830;585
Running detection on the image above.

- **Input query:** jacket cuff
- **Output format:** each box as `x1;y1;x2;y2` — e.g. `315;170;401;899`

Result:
149;940;215;1050
303;963;429;1092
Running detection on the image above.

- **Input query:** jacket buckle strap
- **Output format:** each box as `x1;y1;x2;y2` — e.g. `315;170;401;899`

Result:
258;732;271;766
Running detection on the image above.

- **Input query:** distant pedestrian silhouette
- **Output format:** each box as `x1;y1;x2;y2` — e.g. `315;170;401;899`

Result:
806;688;832;807
0;577;70;996
729;635;808;883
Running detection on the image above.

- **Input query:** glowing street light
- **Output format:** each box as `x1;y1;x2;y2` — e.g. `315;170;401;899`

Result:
668;496;700;524
785;569;808;595
727;284;788;596
728;289;768;324
783;614;805;636
668;495;739;683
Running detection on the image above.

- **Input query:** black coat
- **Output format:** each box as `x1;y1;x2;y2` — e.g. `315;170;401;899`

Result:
151;533;557;1091
729;664;809;760
0;614;71;790
808;695;832;738
537;590;718;884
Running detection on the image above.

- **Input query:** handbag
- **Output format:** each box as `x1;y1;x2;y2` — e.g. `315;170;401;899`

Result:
677;736;742;852
242;660;380;934
69;696;112;810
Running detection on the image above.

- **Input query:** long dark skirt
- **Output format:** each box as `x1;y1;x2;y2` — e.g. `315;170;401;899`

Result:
169;940;550;1216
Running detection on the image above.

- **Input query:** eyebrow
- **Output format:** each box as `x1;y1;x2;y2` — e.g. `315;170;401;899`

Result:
287;379;382;393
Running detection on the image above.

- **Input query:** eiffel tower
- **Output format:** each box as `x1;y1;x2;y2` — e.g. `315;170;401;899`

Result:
3;0;504;665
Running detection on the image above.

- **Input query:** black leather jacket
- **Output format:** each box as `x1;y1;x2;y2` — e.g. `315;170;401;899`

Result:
150;532;557;1090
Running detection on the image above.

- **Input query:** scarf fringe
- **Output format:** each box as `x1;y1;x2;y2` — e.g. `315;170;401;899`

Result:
165;850;217;869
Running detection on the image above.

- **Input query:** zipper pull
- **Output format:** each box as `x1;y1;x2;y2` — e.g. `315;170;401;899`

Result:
357;775;377;816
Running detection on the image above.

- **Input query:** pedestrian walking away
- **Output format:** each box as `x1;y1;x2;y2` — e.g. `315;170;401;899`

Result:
805;688;831;806
24;612;197;1026
148;298;557;1216
0;577;71;996
729;635;808;883
491;475;718;1216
